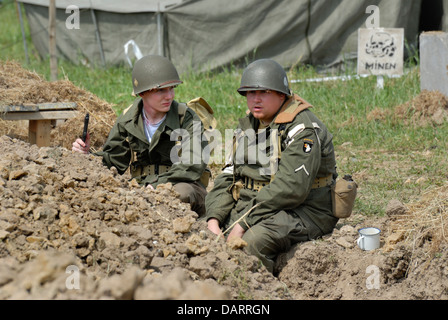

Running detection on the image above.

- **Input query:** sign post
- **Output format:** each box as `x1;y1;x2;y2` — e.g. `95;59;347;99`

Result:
357;28;404;89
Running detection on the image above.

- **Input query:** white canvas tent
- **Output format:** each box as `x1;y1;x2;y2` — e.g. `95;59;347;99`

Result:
17;0;444;73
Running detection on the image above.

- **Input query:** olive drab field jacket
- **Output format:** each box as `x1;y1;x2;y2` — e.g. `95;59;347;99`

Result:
96;97;207;188
205;93;338;234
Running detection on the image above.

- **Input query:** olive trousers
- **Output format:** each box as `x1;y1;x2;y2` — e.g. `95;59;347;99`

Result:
227;186;337;273
173;181;207;217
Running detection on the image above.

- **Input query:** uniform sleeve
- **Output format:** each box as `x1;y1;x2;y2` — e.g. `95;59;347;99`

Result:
151;110;207;187
240;127;322;229
205;172;235;224
95;121;132;175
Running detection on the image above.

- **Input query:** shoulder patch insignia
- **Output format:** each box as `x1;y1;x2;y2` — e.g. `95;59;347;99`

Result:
303;138;314;153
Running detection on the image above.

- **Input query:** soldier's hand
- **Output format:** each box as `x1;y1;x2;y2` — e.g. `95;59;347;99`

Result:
227;223;245;241
72;133;90;154
207;218;223;237
146;184;154;190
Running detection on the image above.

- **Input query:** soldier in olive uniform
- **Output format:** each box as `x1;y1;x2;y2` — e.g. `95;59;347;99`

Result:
72;55;208;216
205;59;338;273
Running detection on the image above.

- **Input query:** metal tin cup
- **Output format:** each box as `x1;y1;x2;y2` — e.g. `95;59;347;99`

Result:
357;227;381;251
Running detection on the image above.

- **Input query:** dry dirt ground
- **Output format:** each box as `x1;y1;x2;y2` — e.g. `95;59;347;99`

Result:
1;61;448;300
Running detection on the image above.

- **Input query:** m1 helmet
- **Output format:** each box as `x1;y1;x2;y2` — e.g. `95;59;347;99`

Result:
132;55;183;95
237;59;291;97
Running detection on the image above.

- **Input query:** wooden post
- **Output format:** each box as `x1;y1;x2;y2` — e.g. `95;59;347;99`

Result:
49;0;57;81
29;120;52;147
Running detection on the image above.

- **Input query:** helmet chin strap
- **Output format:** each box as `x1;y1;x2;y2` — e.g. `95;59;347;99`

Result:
272;96;288;120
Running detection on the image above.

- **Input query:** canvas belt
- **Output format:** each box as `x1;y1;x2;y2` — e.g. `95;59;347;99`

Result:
131;164;171;178
311;175;334;189
131;164;211;187
243;174;333;192
243;176;270;192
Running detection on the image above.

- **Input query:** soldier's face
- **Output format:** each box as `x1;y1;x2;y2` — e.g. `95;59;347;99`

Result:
246;90;285;124
140;86;175;115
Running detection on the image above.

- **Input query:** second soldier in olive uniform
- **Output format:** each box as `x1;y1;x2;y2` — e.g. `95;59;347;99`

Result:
73;55;209;216
206;59;338;273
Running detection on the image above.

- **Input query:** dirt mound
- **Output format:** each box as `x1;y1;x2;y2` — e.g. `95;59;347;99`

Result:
0;136;289;300
277;221;448;300
1;135;448;300
0;60;116;151
367;90;448;126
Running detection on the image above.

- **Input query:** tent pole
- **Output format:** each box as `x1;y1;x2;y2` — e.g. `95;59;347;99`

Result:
90;9;106;67
16;1;30;64
157;2;164;56
49;0;57;81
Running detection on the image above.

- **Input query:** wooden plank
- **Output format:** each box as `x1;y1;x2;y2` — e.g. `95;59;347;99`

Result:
0;102;77;113
29;102;77;110
1;101;79;147
29;120;52;147
0;105;39;113
0;110;79;121
0;105;39;112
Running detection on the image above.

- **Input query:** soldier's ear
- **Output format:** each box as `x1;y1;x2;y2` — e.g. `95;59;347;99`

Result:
274;91;286;100
139;90;150;98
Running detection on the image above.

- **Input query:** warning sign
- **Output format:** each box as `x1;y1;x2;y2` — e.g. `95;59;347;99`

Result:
357;28;404;76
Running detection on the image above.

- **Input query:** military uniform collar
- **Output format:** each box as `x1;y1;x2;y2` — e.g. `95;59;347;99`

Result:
274;93;313;124
243;93;312;128
164;100;181;131
119;98;147;143
121;98;180;144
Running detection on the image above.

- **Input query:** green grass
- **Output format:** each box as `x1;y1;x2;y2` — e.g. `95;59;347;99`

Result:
2;0;448;217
